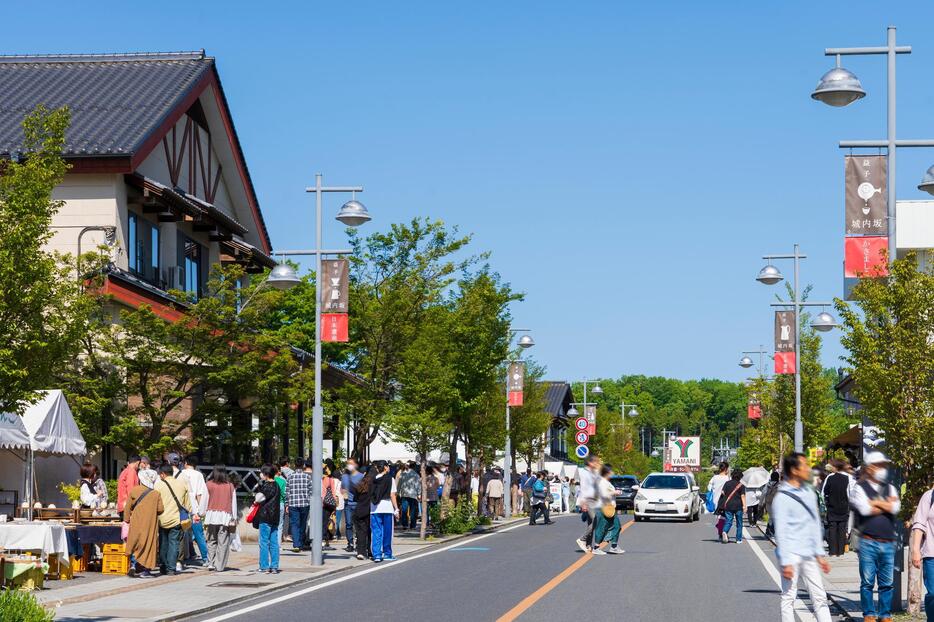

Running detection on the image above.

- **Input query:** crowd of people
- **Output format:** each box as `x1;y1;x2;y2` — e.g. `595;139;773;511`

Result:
705;451;934;622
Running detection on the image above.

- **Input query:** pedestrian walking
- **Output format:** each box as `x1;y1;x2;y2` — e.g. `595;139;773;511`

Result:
155;463;191;575
772;452;833;622
762;471;781;538
708;462;730;538
529;471;553;525
561;476;570;514
204;465;237;572
341;458;364;551
591;465;624;555
568;478;578;512
178;456;209;565
717;469;746;543
369;460;399;562
352;469;373;560
285;459;313;552
398;462;420;529
486;472;505;519
575;456;601;551
124;468;162;578
852;452;900;622
746;485;761;526
252;464;281;574
822;459;851;557
910;485;934;622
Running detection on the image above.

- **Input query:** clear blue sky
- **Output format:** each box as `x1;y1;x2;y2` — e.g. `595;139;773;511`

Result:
6;2;934;383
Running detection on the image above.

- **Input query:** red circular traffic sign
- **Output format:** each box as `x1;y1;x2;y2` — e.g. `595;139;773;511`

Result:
575;417;588;431
575;430;589;444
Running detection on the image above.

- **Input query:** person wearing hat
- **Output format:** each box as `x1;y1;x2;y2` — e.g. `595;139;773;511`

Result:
851;451;901;622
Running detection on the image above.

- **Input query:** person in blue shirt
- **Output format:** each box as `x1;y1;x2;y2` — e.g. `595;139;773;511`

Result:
518;470;531;514
341;458;364;553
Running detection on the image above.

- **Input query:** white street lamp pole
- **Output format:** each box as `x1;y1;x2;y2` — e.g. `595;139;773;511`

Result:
504;329;533;519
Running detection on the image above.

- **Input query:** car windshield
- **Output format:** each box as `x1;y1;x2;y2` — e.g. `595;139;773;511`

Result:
609;477;637;488
641;475;689;490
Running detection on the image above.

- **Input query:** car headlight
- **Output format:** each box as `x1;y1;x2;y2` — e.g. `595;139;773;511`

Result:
677;493;692;502
635;493;646;501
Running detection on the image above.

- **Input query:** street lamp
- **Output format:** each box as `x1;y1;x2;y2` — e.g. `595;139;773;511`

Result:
756;245;837;453
503;328;533;520
738;356;754;369
274;173;370;567
738;347;768;377
811;62;865;107
621;402;638;419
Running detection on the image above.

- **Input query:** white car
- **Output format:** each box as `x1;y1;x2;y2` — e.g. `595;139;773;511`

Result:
633;472;701;522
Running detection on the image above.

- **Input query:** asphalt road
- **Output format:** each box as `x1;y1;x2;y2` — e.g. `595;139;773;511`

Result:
186;512;832;622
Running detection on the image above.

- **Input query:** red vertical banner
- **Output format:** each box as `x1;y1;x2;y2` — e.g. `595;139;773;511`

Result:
747;402;762;420
508;391;523;406
774;351;796;375
321;313;349;342
507;363;524;407
844;236;889;278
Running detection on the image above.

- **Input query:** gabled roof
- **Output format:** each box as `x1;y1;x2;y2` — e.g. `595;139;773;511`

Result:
0;51;271;252
544;381;574;420
0;52;211;157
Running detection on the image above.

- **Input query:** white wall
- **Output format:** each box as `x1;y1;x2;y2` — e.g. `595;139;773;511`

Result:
896;200;934;251
47;174;120;266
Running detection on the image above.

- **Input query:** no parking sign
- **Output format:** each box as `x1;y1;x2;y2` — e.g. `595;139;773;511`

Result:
575;444;590;459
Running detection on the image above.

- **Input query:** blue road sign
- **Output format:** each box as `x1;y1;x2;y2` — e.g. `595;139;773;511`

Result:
575;444;590;459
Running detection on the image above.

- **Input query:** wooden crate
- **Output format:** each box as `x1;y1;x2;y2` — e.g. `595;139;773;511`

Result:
101;552;129;575
71;554;87;573
102;543;125;554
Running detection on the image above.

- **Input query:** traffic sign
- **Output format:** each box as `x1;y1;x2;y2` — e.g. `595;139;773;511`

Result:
575;430;589;444
574;417;588;431
575;444;590;459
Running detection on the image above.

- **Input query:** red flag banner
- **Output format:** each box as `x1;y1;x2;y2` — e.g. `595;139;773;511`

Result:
508;391;523;407
586;423;596;437
774;351;796;375
747;403;762;420
321;313;349;342
844;236;888;278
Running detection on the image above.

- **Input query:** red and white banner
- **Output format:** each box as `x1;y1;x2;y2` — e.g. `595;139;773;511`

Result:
844;236;888;278
747;402;762;420
508;391;523;407
774;351;796;375
321;313;349;342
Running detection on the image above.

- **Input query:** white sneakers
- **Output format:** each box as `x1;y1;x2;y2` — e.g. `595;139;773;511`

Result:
591;548;607;555
576;538;587;552
720;532;729;543
607;546;624;554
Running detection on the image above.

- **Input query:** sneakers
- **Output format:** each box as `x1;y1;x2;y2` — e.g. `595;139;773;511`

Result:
270;568;281;574
720;532;729;543
175;562;183;572
137;570;155;578
205;565;216;571
591;548;607;555
607;546;624;555
355;554;365;560
291;547;300;553
344;545;355;552
576;538;587;552
383;556;397;562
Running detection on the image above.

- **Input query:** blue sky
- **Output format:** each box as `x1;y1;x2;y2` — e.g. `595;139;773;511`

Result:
6;2;934;383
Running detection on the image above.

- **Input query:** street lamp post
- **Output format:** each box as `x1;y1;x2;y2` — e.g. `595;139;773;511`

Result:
620;402;638;422
738;346;769;378
756;245;837;453
271;173;371;566
504;329;534;519
567;379;603;462
812;26;934;266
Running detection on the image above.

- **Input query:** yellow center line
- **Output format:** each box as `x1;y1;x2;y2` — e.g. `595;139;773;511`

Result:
496;518;635;622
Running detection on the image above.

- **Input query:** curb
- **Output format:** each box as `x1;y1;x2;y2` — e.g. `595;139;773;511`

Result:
169;517;528;622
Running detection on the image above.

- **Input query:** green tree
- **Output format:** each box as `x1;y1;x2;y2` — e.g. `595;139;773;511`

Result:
0;105;87;412
835;253;934;513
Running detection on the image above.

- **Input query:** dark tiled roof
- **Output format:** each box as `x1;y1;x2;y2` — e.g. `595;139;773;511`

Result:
544;381;574;420
0;52;211;156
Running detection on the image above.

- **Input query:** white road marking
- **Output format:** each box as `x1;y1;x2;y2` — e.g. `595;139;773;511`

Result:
746;536;817;622
197;520;532;622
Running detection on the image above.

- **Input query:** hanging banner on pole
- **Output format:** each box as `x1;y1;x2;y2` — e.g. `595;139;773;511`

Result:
507;362;524;407
844;236;889;278
321;313;349;342
585;404;596;437
774;351;796;375
774;311;795;353
845;156;888;235
747;401;762;420
321;259;350;313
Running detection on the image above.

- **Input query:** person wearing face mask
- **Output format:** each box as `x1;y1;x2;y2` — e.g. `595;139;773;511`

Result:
341;458;364;552
851;452;900;622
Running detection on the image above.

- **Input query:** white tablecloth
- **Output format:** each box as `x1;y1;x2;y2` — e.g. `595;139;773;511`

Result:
0;522;68;559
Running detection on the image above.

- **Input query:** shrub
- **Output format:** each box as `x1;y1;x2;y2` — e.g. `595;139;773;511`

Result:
437;497;481;535
0;590;54;622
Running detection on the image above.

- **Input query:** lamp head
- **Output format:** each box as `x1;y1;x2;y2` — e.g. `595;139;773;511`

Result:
336;200;371;227
739;355;755;369
517;334;535;349
810;311;838;332
627;408;638;418
567;406;579;417
756;264;784;285
267;263;300;290
811;66;866;107
919;165;934;196
591;384;604;395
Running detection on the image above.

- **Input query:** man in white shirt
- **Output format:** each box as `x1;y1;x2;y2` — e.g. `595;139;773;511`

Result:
708;462;730;538
178;457;209;564
575;455;602;552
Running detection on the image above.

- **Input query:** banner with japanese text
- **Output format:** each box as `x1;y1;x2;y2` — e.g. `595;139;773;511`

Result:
774;310;795;353
507;362;524;406
845;156;887;235
321;259;350;313
321;313;349;342
774;351;796;375
844;236;889;278
585;404;596;437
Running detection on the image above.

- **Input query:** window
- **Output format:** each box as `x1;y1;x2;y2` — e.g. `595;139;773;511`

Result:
177;232;204;299
127;213;159;284
641;475;689;490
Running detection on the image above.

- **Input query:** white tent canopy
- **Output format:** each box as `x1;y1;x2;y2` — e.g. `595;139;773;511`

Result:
0;411;31;450
21;390;86;456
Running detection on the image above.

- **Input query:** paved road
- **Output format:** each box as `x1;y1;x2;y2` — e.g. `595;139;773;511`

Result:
186;512;834;622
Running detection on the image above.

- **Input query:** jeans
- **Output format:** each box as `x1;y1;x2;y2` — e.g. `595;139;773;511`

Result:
401;497;418;529
858;537;895;618
335;508;343;538
722;510;744;542
344;502;356;545
780;557;833;622
189;520;208;561
288;505;309;549
923;557;934;621
258;522;279;570
370;513;393;559
158;525;182;573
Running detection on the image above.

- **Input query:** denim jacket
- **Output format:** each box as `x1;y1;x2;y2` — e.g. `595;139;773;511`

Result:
772;481;824;566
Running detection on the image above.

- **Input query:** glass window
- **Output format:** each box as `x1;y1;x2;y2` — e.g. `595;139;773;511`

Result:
127;213;159;284
128;213;138;272
179;234;203;299
150;226;159;276
641;475;689;490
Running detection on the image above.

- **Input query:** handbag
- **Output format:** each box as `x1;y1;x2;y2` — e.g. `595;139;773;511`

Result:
164;480;192;531
601;504;616;519
245;503;260;524
322;479;337;512
705;492;715;513
229;532;242;552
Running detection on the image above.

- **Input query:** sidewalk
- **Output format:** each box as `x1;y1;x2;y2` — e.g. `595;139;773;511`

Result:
38;519;525;622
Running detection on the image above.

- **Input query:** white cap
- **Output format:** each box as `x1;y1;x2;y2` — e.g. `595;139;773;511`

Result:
864;451;890;466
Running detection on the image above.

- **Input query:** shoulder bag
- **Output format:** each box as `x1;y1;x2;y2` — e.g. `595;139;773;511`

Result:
164;480;192;531
716;483;741;516
322;478;338;512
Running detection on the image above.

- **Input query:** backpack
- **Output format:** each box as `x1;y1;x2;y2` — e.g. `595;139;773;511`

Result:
322;478;337;512
532;479;547;500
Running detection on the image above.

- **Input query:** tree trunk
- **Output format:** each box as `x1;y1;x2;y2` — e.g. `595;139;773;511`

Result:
419;456;428;540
